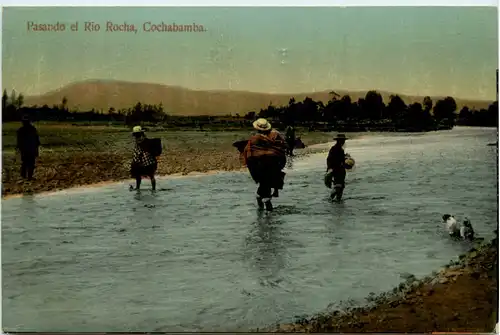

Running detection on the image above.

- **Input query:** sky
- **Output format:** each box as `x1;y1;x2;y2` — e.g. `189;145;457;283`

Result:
2;7;498;100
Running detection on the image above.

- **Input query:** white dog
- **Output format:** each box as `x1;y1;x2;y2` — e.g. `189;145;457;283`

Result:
442;214;475;241
442;214;460;236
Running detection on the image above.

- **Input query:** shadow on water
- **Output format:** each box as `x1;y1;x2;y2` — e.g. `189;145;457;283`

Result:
244;211;288;289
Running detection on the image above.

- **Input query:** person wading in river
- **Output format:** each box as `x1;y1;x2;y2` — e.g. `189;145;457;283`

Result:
16;115;41;181
326;134;348;202
285;125;296;156
243;118;287;211
130;126;157;191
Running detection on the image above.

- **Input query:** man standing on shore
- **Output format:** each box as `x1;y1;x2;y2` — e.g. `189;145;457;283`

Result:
16;115;40;181
326;134;348;202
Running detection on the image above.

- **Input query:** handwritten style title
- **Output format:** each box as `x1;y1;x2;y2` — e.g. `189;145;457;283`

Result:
26;21;207;33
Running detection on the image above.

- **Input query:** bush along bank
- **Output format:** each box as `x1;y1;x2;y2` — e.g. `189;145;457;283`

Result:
271;232;498;333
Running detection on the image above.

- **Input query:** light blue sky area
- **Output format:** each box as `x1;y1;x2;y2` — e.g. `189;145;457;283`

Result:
2;7;498;99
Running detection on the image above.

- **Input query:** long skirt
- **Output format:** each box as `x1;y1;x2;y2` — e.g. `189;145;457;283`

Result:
246;156;286;192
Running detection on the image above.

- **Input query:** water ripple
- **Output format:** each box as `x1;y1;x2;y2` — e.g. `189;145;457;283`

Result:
2;127;497;332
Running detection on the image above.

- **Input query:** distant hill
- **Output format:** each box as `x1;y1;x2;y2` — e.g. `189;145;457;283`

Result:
23;79;494;116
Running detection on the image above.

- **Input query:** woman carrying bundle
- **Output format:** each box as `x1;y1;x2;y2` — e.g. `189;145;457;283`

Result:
130;126;159;191
242;118;287;211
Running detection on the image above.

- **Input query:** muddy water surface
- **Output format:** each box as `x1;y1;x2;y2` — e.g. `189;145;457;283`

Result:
2;127;497;332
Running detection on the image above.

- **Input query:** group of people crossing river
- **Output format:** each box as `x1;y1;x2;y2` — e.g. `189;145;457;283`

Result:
126;117;355;211
235;118;355;211
14;116;354;210
121;117;355;211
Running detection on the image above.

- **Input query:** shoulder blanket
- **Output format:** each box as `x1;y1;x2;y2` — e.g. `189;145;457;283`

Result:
243;130;287;166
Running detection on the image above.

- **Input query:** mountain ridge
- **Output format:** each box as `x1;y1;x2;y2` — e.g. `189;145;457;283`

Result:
22;79;494;116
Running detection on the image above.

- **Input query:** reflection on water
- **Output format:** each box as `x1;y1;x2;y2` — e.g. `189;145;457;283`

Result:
244;211;287;289
2;127;498;332
19;195;38;220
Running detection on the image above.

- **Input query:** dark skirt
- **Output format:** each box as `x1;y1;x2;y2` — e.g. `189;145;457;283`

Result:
246;156;286;190
131;163;158;178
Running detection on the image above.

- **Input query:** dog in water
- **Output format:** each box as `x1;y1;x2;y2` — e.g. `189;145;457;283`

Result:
442;214;475;241
442;214;459;236
460;218;475;241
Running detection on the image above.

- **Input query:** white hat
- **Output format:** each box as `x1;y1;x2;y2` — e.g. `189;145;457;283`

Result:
132;125;144;134
253;118;272;131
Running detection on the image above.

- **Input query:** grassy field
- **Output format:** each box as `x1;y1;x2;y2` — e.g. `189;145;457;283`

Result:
2;122;334;197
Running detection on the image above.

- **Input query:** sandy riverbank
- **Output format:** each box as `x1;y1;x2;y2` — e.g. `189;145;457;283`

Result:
1;141;327;199
1;168;248;200
270;234;498;333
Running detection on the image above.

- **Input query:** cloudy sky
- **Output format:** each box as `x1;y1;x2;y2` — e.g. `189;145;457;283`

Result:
2;6;498;99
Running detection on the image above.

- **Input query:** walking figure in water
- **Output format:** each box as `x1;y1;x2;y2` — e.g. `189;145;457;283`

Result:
16;115;40;181
326;134;348;202
243;118;287;211
130;126;157;191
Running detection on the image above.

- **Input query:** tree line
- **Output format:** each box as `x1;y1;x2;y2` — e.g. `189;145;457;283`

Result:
2;89;497;131
245;91;498;131
2;90;167;125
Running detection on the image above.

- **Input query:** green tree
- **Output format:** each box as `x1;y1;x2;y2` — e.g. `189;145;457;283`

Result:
61;96;68;111
458;106;472;123
486;101;498;126
364;90;385;120
387;95;407;123
16;93;24;109
2;89;8;112
434;96;457;127
10;90;16;109
244;111;256;120
423;96;433;112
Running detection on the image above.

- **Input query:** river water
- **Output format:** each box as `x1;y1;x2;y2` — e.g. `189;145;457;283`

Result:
2;127;498;332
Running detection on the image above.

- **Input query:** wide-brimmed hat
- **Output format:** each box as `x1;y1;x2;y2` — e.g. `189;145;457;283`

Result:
334;134;348;140
253;118;272;131
132;125;145;134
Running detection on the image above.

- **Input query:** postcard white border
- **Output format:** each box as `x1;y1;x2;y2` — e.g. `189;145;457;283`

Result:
0;0;498;6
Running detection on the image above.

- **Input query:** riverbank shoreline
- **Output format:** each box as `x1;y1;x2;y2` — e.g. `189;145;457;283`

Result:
1;168;247;200
4;124;485;199
269;234;498;333
1;141;329;199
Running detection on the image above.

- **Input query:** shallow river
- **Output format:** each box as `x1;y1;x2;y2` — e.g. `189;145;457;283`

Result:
2;127;498;332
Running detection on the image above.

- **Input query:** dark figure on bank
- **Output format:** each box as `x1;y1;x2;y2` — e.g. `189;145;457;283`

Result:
16;116;41;180
285;125;296;156
326;134;348;202
130;126;158;191
243;118;287;211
